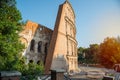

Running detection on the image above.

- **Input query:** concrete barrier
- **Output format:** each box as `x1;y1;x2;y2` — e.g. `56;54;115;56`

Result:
0;71;21;80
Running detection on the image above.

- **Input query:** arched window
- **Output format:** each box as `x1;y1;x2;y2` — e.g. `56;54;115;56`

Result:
37;60;40;65
30;39;35;51
29;60;33;63
44;43;48;54
38;41;42;53
44;43;48;65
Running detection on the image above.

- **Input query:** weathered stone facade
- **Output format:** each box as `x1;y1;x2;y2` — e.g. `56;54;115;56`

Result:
20;0;78;74
45;1;78;73
20;21;53;64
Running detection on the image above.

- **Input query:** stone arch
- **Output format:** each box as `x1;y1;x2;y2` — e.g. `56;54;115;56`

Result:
30;39;35;51
38;41;42;53
44;42;48;65
44;43;48;54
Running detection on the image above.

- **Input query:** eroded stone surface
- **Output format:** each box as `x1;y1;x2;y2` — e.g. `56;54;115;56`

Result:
20;0;78;74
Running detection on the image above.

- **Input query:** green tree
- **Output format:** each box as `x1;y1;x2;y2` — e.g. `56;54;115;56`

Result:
0;0;24;70
14;57;44;76
89;44;99;64
78;47;86;63
83;47;90;63
0;0;44;75
81;44;99;64
99;37;120;68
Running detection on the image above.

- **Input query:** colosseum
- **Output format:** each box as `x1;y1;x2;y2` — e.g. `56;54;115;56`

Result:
20;0;78;74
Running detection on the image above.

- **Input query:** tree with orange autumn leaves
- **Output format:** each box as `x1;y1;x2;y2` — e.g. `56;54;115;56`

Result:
99;37;120;68
78;37;120;68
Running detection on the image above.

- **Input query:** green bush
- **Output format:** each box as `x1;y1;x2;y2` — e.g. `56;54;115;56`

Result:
13;57;44;76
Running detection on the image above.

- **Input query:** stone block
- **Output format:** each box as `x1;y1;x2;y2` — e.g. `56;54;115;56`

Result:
0;71;21;80
51;69;65;80
102;76;114;80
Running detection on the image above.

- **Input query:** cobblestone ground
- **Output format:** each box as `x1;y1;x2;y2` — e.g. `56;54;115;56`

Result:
70;66;116;80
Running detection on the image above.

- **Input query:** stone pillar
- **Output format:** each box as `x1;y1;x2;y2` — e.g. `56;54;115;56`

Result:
51;69;65;80
0;71;21;80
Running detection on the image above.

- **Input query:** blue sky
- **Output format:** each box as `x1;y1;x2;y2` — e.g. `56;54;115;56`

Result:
16;0;120;48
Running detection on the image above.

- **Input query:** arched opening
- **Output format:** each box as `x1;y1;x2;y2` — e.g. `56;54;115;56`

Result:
29;60;33;63
30;39;35;51
44;43;48;65
44;43;48;54
38;41;42;53
37;60;40;65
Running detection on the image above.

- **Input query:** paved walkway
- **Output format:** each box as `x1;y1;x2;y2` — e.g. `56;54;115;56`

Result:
70;66;116;80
